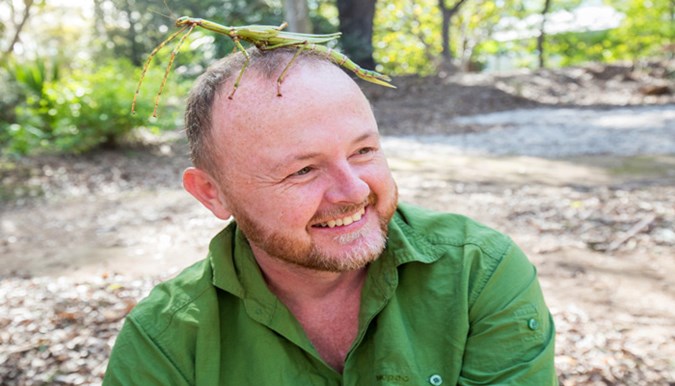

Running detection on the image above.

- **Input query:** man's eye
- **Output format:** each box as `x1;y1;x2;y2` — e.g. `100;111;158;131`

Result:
292;166;313;177
356;147;375;155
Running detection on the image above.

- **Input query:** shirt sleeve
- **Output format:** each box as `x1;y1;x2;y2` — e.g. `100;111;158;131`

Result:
459;241;558;386
103;316;191;386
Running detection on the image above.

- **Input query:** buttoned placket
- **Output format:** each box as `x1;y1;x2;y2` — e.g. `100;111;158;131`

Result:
342;247;401;385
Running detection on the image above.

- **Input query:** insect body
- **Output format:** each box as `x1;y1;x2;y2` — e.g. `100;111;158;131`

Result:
133;16;395;117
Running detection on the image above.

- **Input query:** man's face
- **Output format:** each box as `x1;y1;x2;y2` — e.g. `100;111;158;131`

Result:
210;61;398;272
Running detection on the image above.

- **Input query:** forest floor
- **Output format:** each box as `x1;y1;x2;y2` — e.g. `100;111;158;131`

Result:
1;61;674;385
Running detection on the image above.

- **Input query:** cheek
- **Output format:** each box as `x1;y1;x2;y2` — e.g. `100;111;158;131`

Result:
269;185;326;226
364;161;395;191
274;206;306;225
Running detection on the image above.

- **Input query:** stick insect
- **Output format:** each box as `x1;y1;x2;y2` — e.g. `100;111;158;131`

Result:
133;16;396;117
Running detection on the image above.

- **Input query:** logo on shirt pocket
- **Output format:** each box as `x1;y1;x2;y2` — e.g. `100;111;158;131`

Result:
375;374;410;383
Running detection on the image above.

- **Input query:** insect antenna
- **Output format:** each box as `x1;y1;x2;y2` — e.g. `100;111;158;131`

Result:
161;0;177;19
148;7;173;21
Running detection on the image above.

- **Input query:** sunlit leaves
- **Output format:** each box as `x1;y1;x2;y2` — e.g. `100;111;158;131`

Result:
604;0;675;61
372;0;672;74
373;0;441;75
1;58;184;155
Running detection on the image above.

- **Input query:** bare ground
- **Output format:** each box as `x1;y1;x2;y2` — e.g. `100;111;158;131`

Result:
1;61;674;385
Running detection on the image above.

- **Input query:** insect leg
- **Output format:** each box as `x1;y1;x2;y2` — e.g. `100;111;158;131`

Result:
319;44;396;89
275;42;309;96
132;25;189;114
229;37;251;99
152;24;196;117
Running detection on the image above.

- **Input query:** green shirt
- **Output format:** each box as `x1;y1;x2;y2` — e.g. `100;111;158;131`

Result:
104;203;557;385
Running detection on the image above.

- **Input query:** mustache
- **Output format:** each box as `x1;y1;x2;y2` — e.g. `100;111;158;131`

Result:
310;193;376;224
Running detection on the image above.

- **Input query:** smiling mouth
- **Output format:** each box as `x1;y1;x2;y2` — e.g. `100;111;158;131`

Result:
314;208;366;228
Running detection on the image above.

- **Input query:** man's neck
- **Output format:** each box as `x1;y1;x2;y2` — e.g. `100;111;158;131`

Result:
250;245;367;373
251;245;367;307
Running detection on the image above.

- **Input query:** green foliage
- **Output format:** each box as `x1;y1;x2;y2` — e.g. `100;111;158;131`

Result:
0;58;54;155
453;0;515;70
1;58;184;156
309;0;340;34
546;30;614;66
604;0;675;61
526;0;675;67
93;0;289;67
373;0;441;75
8;57;60;95
0;64;25;123
371;0;673;74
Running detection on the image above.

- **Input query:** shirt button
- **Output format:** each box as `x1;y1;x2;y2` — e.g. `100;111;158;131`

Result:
528;318;539;330
429;374;443;385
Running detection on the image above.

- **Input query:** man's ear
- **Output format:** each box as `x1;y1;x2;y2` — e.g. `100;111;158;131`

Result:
183;167;233;220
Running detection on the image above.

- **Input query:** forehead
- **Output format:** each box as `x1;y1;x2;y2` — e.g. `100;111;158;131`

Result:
210;60;376;148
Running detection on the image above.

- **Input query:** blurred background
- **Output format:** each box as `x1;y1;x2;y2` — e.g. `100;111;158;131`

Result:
0;0;674;385
0;0;672;149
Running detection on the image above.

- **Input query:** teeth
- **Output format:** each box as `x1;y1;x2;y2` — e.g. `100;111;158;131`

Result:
319;208;366;228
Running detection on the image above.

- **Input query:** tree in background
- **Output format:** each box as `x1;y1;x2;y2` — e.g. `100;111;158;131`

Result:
373;0;441;75
3;0;674;156
535;0;584;68
284;0;311;33
337;0;377;69
439;0;470;69
454;0;510;71
537;0;552;68
0;0;44;62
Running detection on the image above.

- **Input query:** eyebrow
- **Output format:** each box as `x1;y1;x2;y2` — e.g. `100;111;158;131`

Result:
270;131;378;174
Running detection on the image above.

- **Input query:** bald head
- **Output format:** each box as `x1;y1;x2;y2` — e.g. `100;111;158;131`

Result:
184;47;372;176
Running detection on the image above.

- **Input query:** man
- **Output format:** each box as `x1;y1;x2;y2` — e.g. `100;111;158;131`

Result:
104;48;557;385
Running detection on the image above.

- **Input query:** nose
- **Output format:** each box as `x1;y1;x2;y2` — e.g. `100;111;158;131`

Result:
324;162;370;204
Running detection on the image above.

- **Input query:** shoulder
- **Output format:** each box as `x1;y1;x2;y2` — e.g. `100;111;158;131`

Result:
126;258;217;338
105;258;220;384
391;203;533;303
393;202;514;260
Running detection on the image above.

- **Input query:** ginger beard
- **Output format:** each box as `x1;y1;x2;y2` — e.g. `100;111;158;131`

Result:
230;186;398;272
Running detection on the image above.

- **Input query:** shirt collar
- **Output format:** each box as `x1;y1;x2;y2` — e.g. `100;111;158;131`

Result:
208;223;249;298
386;205;446;266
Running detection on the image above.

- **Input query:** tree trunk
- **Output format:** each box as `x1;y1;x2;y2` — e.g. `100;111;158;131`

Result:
93;0;107;37
284;0;311;33
2;0;35;60
438;0;469;69
537;0;552;69
336;0;376;69
123;0;142;66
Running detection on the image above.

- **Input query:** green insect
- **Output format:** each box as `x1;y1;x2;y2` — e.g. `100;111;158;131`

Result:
133;16;396;117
